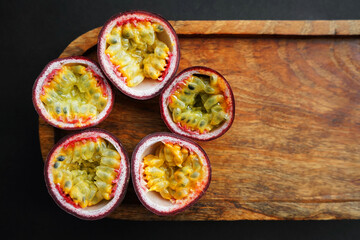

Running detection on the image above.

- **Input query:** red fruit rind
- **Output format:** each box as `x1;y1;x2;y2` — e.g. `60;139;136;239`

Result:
44;129;130;220
160;66;235;141
32;56;114;130
98;10;180;100
132;132;211;215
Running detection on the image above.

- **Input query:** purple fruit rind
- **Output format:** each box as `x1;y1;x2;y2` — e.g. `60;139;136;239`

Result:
44;128;130;220
131;132;211;216
32;56;114;130
160;66;235;141
97;10;180;100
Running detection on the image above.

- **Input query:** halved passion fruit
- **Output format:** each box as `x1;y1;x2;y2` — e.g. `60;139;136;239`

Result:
132;132;211;215
44;129;130;220
98;10;180;100
160;67;235;141
32;56;114;130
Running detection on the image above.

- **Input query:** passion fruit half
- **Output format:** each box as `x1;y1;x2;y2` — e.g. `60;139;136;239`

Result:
44;129;130;220
160;67;235;141
132;132;211;215
98;10;180;100
32;56;114;130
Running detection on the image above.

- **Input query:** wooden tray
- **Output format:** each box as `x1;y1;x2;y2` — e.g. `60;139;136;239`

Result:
39;20;360;220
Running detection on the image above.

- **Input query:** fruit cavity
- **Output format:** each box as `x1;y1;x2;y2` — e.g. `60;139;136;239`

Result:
168;74;229;133
52;137;121;208
105;20;170;87
143;142;205;201
40;64;108;125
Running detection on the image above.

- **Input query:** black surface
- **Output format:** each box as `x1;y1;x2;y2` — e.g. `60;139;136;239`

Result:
2;0;360;239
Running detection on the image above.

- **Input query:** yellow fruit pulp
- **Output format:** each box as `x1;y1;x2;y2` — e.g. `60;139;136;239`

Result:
168;74;229;133
40;64;108;125
52;137;121;208
143;142;204;201
105;21;170;87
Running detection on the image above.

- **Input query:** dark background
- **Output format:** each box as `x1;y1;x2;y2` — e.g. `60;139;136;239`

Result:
1;0;360;239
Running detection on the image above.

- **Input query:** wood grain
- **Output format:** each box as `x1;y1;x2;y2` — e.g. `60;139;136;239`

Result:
170;20;360;35
39;20;360;220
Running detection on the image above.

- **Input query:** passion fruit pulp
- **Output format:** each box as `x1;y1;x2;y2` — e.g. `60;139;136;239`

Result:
160;66;235;141
32;56;114;130
45;129;130;220
132;132;211;215
98;10;180;100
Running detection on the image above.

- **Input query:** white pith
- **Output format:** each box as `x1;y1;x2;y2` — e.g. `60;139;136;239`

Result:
34;58;113;129
98;12;179;99
161;69;234;140
133;134;210;214
47;131;128;218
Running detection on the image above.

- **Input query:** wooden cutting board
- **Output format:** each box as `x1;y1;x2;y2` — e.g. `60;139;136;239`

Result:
39;20;360;220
